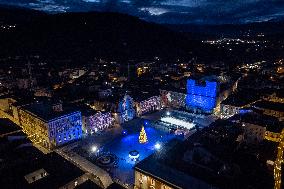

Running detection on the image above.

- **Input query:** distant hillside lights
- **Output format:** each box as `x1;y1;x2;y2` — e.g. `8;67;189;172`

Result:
0;24;16;31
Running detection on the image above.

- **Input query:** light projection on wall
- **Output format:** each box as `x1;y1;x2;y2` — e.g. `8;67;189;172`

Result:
160;90;186;108
186;79;217;112
187;79;217;98
186;94;216;111
137;96;160;116
89;112;114;132
118;95;136;122
49;112;82;146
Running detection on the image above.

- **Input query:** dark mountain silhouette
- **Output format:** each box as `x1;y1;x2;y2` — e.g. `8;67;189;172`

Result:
0;4;46;23
0;6;197;61
1;5;283;66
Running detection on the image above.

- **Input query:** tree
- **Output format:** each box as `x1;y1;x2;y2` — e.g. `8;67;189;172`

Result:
139;126;148;144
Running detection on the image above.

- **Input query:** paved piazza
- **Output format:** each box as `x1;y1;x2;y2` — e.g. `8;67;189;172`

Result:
64;110;215;188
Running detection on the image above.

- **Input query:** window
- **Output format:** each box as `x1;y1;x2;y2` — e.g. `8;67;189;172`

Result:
162;185;171;189
151;179;155;185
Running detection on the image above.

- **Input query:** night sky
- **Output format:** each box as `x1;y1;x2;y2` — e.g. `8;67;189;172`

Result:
1;0;284;24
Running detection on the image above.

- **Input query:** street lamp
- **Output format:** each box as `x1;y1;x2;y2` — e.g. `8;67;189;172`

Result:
154;142;161;150
91;145;98;153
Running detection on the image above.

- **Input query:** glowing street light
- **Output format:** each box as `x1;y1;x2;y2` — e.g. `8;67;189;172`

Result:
144;120;149;126
166;111;170;116
91;145;98;153
154;142;161;150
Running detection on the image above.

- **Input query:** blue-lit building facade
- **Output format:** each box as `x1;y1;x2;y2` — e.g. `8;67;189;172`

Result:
160;79;218;113
117;95;136;123
48;112;82;147
186;79;218;113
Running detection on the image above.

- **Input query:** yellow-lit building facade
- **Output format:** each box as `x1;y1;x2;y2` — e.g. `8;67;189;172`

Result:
19;109;51;148
134;170;175;189
264;129;284;189
261;92;284;189
263;93;284;104
261;108;284;121
253;100;284;121
0;98;20;125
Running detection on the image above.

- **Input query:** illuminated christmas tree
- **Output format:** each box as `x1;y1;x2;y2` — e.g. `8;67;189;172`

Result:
139;126;148;144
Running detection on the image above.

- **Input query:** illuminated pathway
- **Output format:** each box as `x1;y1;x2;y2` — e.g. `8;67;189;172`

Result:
56;144;113;189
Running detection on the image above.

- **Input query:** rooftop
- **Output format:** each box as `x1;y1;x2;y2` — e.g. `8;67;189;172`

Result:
160;87;187;94
0;118;21;135
230;112;283;133
252;100;284;112
135;139;216;189
74;104;98;117
136;121;274;189
75;180;101;189
221;89;260;107
0;136;84;189
21;101;80;122
107;183;125;189
275;88;284;98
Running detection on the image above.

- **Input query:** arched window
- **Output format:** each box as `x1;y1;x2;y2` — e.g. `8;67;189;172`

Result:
151;179;155;186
